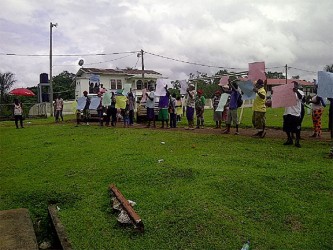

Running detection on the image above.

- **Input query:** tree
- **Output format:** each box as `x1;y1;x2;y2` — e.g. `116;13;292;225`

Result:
266;71;285;79
324;64;333;73
52;71;76;100
0;72;16;104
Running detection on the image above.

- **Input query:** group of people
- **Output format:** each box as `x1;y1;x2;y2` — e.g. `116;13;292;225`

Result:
144;78;330;149
145;85;184;129
77;89;136;128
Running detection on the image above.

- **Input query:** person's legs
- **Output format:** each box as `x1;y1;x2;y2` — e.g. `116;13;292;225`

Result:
76;110;80;125
60;110;63;121
14;115;19;128
284;131;293;145
200;115;204;128
129;110;134;125
55;110;59;122
19;115;24;128
223;109;232;133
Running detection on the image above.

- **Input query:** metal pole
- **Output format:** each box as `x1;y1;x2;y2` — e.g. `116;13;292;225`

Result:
285;64;288;84
49;22;53;116
141;49;144;83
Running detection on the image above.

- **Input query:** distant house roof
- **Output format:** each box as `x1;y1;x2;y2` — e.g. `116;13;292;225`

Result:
76;68;162;77
266;78;314;87
239;77;314;87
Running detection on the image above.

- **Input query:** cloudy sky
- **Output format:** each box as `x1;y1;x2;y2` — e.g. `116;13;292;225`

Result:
1;0;332;88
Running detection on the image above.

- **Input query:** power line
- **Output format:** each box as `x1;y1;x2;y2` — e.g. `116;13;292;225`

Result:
144;51;247;70
53;53;136;67
288;66;316;74
0;51;139;57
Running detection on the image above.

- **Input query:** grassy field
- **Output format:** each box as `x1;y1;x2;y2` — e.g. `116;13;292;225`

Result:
0;107;332;250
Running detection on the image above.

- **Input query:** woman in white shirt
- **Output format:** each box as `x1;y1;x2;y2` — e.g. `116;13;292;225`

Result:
13;99;24;129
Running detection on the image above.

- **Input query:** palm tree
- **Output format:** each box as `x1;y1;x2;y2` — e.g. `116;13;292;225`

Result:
0;72;16;104
324;64;333;73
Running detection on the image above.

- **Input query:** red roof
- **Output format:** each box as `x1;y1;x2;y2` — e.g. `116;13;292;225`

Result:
266;79;314;86
239;77;314;87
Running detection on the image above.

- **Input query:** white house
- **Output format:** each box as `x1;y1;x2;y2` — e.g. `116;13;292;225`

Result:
75;68;162;100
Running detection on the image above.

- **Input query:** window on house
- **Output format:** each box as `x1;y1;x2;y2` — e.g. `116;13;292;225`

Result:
148;80;154;89
89;81;94;93
136;80;143;90
117;80;122;89
110;79;116;89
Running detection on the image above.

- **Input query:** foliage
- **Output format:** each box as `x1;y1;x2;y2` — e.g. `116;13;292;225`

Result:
0;117;332;250
266;71;285;79
0;71;16;104
324;64;333;73
52;71;76;100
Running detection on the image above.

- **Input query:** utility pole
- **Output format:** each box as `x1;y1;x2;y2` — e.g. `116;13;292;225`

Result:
285;64;288;84
49;22;57;117
141;49;144;84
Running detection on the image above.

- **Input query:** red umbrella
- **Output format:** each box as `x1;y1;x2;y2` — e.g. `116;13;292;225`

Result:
9;88;35;97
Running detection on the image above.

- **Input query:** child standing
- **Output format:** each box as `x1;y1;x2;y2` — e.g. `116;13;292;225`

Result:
175;96;183;122
212;91;222;129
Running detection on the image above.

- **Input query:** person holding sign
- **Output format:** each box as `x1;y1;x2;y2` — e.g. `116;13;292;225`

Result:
185;84;196;130
252;79;267;138
283;81;304;148
308;87;326;138
146;86;156;128
222;81;241;135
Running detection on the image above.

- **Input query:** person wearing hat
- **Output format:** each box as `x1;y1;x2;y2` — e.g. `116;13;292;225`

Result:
212;90;222;129
252;79;267;137
283;81;304;147
185;83;196;129
195;89;205;129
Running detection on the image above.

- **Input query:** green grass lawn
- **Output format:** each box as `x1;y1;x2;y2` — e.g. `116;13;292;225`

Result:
0;107;332;250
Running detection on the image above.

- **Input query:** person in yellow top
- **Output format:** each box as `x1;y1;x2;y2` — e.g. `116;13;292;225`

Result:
252;79;266;137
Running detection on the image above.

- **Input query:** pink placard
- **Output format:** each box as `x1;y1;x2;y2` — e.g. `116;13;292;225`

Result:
218;76;229;86
141;88;147;103
272;83;297;108
248;62;266;81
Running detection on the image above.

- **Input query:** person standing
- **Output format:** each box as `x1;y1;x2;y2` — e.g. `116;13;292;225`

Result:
127;90;135;126
195;89;205;129
252;79;267;138
283;81;304;148
309;87;326;138
185;84;196;130
158;85;170;129
222;81;241;135
54;95;64;122
169;93;177;128
13;99;24;129
110;92;117;126
82;90;91;125
96;92;104;126
175;96;183;122
212;91;222;129
146;86;156;128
